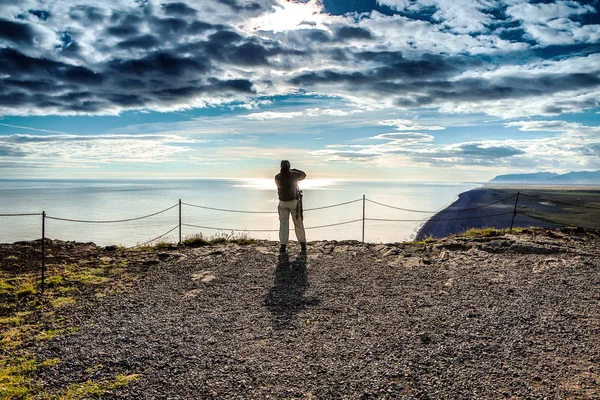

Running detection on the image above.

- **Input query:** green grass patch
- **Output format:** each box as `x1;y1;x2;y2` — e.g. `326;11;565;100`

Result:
462;227;507;238
210;237;228;245
0;356;40;399
404;236;436;245
152;241;173;250
39;358;61;368
50;297;76;309
57;286;77;294
44;275;64;288
0;316;25;326
36;327;77;341
66;269;109;286
183;232;257;247
0;280;16;296
49;374;141;399
183;233;210;247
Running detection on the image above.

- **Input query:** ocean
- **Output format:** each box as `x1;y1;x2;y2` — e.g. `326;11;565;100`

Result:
0;179;478;246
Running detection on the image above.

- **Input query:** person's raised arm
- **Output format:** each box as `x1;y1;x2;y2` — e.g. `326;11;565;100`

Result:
291;168;306;181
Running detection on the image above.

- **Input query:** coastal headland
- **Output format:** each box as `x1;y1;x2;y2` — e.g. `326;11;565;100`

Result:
2;228;600;398
417;186;600;240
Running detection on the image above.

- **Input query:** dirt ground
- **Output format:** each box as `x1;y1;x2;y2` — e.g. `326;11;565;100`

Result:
4;228;600;399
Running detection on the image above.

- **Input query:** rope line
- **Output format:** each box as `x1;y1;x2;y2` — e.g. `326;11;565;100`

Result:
182;202;276;214
366;194;517;214
131;225;180;248
366;211;514;223
46;204;178;223
182;198;363;214
520;193;600;210
0;212;43;217
304;198;362;211
516;211;568;226
182;218;362;232
182;223;277;232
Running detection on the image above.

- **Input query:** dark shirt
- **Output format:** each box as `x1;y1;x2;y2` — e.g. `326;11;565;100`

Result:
275;169;306;201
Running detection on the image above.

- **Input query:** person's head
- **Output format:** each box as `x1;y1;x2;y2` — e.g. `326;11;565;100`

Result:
280;160;291;171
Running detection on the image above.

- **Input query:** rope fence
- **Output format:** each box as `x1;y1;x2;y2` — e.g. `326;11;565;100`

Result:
365;194;517;214
46;203;179;223
1;190;597;294
0;212;43;217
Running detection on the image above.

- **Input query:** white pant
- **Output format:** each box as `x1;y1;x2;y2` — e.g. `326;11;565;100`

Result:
278;200;306;245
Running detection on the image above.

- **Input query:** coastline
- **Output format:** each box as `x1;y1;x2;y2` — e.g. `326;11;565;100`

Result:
416;187;559;240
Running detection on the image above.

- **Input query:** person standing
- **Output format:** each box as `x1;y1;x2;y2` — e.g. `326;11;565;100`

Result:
275;160;307;254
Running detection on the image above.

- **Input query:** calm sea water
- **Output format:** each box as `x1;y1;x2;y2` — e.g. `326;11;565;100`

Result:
0;179;478;246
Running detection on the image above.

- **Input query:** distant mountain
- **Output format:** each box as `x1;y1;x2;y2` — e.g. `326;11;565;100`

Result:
490;170;600;184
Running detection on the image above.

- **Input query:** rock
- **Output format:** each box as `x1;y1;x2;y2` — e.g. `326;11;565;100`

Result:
508;243;563;254
419;332;432;344
439;250;449;261
105;245;118;251
184;289;202;298
192;271;216;283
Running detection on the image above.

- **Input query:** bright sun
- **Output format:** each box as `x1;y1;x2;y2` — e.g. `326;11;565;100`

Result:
245;0;326;33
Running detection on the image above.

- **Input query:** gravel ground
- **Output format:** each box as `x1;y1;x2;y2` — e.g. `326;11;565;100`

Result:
32;229;600;399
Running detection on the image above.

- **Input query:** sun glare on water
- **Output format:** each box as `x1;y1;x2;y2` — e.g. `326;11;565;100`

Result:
235;178;336;191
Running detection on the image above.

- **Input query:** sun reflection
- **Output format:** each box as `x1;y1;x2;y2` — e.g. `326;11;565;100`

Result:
234;178;337;191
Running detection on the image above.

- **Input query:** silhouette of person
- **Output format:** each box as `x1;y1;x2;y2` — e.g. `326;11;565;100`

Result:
275;160;307;254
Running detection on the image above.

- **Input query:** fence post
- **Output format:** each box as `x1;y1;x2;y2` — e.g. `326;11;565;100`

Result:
362;195;366;243
178;199;182;245
510;191;520;233
41;211;46;295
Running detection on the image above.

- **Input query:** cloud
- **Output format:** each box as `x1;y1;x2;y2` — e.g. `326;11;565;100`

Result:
241;108;364;120
371;132;435;142
313;119;600;170
0;133;199;164
241;111;304;120
378;119;445;131
378;0;496;34
0;18;37;45
0;0;598;119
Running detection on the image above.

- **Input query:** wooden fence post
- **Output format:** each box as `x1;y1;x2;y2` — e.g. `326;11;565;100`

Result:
510;191;520;233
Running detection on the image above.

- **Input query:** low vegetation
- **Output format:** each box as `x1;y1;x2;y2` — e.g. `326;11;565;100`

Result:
404;235;436;245
0;241;142;398
183;232;257;247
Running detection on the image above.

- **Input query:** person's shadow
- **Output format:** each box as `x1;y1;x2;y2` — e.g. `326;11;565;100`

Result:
264;252;314;329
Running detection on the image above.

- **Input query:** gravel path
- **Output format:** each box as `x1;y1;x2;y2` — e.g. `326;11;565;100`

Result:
34;231;600;399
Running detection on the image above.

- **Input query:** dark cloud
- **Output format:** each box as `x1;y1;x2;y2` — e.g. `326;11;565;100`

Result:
0;48;102;85
0;19;36;45
153;17;189;35
291;54;477;86
216;0;263;12
69;5;106;23
117;34;160;49
334;26;373;41
28;9;51;21
187;20;216;34
162;2;197;16
108;51;209;77
0;0;598;117
107;25;139;37
208;30;243;45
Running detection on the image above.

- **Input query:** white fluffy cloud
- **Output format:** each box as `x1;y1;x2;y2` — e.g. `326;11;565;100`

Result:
0;133;197;166
313;118;600;171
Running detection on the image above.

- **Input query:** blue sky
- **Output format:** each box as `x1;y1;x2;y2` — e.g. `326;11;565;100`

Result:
0;0;599;181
